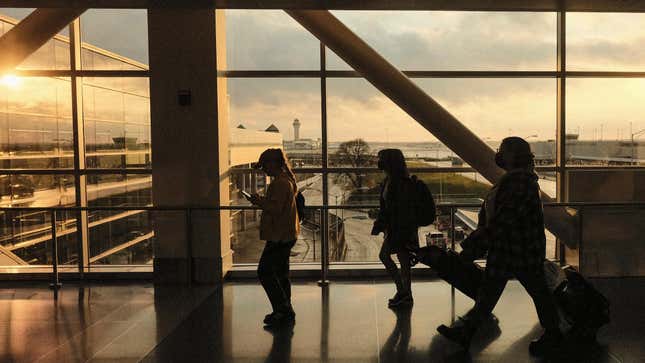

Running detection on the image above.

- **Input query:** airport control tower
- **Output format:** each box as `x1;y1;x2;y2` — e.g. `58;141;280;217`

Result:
293;118;301;141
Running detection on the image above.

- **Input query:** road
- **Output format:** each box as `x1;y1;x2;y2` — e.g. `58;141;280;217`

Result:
302;176;439;262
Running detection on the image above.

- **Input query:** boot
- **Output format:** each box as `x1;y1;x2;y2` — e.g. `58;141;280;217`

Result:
529;330;562;357
437;317;477;349
263;312;274;324
264;304;296;326
388;291;413;308
388;291;403;306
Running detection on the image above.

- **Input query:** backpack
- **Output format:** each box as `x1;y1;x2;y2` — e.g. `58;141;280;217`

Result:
296;191;306;223
411;175;436;227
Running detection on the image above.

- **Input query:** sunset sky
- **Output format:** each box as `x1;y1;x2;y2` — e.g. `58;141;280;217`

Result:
3;8;645;143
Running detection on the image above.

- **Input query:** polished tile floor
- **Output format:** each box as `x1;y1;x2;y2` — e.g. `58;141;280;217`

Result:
0;282;214;363
1;278;644;362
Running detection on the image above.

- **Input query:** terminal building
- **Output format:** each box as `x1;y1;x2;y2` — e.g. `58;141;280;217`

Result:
0;3;643;363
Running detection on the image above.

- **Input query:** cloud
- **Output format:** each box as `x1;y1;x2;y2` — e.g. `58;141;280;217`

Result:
567;37;645;70
227;78;320;140
80;9;149;65
225;10;319;70
223;10;645;143
325;78;555;142
328;11;557;70
225;76;556;142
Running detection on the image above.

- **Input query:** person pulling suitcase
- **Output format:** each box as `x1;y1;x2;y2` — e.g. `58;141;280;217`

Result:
436;137;563;357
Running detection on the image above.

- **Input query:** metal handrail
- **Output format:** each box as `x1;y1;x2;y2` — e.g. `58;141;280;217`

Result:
3;200;645;297
2;201;645;212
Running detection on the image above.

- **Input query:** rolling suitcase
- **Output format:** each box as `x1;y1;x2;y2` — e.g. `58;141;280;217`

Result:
412;245;610;341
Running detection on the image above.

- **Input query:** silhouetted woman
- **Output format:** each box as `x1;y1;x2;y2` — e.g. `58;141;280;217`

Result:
248;148;300;326
437;137;561;356
372;149;419;308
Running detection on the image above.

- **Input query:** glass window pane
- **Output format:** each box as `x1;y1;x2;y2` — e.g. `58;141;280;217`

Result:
86;173;151;207
80;9;148;69
86;174;153;266
0;10;71;70
226;78;321;167
82;77;151;169
0;8;34;20
229;168;322;265
0;174;76;267
328;78;556;167
229;169;322;205
231;207;322;265
328;172;493;206
0;77;74;169
566;78;645;165
327;11;556;71
326;171;556;263
568;13;645;71
225;10;320;70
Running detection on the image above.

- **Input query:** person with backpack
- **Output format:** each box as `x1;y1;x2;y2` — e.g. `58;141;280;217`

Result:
246;148;300;326
372;149;435;308
436;137;562;356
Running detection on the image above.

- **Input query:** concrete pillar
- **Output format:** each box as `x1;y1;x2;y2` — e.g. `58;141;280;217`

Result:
148;8;231;284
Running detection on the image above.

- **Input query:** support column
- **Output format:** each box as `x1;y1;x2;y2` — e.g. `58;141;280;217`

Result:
148;8;230;284
69;19;89;275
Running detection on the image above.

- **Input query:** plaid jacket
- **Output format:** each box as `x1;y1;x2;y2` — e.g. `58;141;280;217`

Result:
474;169;546;278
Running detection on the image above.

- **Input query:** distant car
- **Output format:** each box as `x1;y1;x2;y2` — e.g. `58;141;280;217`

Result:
426;232;446;250
10;183;35;199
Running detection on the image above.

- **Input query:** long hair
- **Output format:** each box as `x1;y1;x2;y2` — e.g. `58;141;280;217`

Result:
500;137;535;169
258;148;297;183
377;148;410;179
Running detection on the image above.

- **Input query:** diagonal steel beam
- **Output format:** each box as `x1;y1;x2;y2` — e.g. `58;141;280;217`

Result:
0;8;86;74
287;10;578;247
0;244;27;265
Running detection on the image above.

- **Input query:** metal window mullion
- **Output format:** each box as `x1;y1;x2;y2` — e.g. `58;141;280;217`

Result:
557;11;566;202
70;18;90;275
220;69;645;79
556;10;567;262
319;42;329;285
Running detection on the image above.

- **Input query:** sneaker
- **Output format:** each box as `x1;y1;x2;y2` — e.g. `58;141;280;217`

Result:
529;331;562;357
389;293;413;308
437;317;476;349
263;312;275;325
264;309;296;326
388;291;403;305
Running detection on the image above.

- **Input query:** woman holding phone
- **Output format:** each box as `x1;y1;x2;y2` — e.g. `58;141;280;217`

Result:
246;148;300;326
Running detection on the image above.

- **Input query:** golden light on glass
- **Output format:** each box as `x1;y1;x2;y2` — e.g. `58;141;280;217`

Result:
0;74;21;88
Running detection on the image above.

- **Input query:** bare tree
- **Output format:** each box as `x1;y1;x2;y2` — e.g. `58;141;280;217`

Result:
333;138;374;189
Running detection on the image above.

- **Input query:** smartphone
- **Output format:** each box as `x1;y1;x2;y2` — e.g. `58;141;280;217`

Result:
241;190;252;200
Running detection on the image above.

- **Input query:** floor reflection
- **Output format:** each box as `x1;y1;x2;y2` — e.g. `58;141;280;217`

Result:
1;279;642;363
263;323;294;363
380;307;412;362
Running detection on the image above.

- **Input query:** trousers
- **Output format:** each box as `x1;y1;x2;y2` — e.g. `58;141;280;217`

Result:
257;240;296;312
466;268;560;332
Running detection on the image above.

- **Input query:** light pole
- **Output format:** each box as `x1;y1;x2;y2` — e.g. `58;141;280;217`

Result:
630;128;645;165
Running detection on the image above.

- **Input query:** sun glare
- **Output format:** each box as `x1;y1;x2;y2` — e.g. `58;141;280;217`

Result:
0;74;21;88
